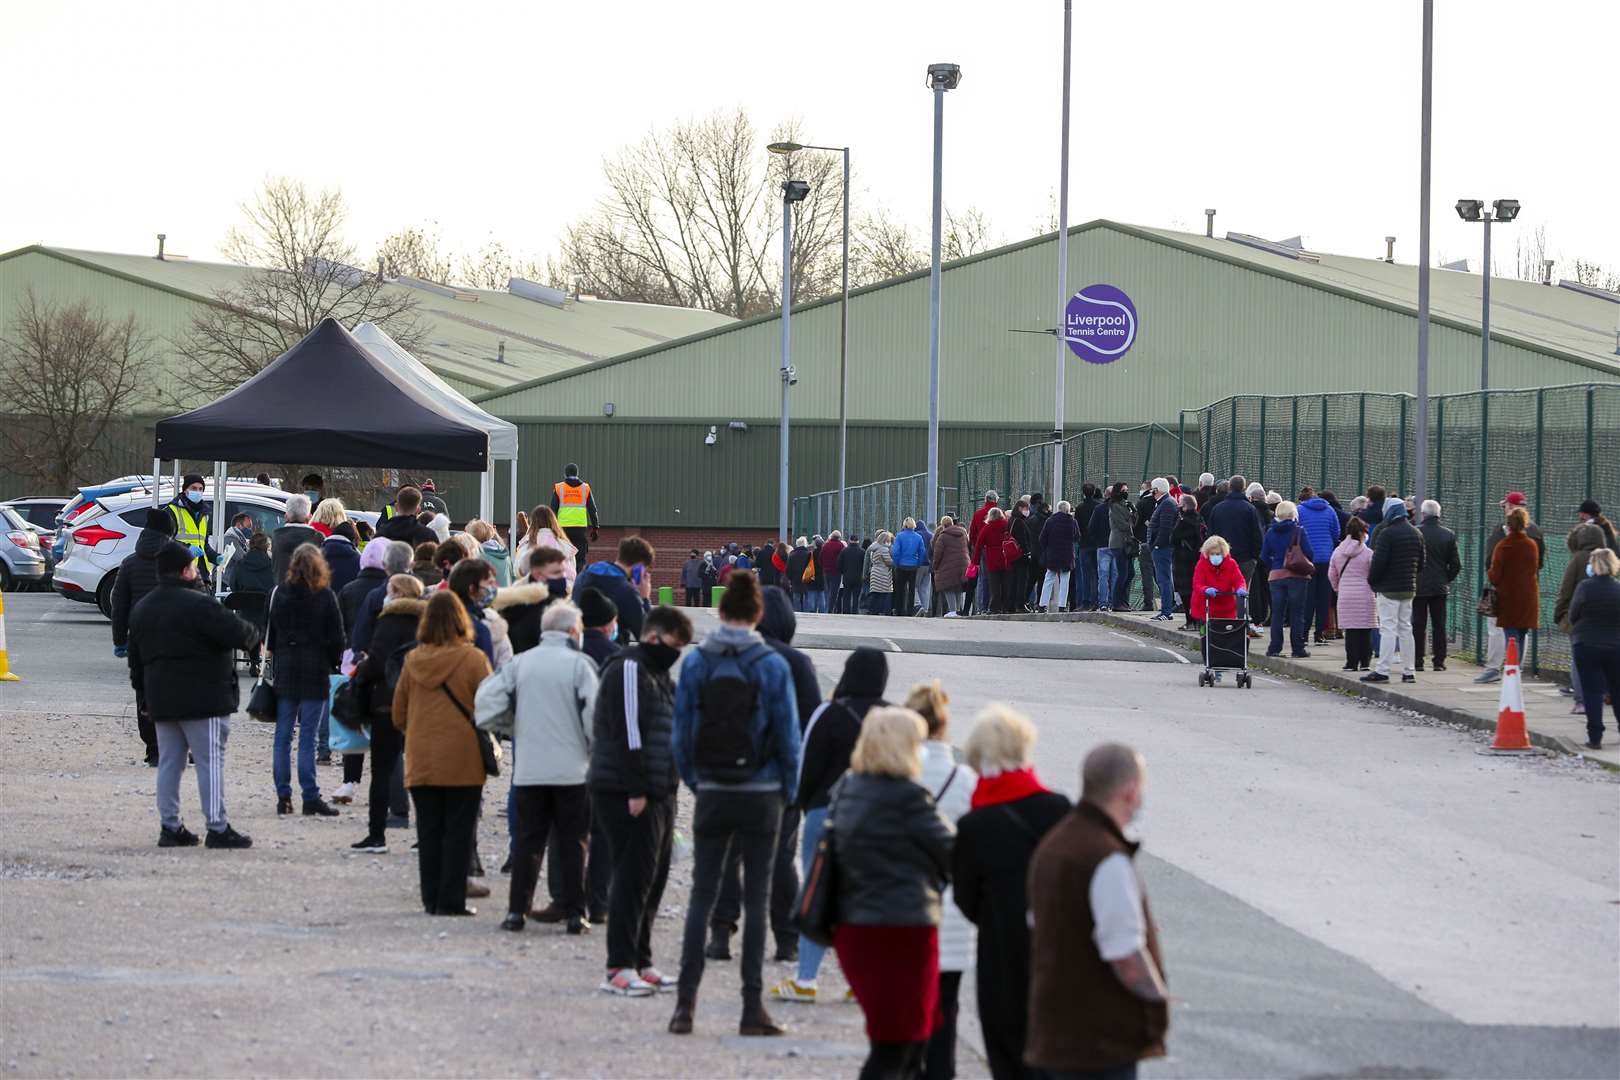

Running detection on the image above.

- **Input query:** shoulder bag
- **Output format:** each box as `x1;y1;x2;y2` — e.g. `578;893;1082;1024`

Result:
440;682;501;778
1284;526;1314;576
793;777;846;947
247;674;277;723
1000;535;1024;565
1477;585;1498;618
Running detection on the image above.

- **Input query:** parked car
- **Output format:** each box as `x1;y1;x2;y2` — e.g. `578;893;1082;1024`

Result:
1;505;49;591
51;478;165;564
2;496;70;535
53;482;377;618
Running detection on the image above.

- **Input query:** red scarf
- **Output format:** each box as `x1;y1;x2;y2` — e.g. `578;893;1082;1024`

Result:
772;550;787;572
970;767;1050;809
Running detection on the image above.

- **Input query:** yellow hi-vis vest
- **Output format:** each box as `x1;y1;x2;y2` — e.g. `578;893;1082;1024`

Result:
168;502;214;571
555;481;591;528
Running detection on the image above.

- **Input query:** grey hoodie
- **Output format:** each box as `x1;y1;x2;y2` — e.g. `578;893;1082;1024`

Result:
475;631;599;785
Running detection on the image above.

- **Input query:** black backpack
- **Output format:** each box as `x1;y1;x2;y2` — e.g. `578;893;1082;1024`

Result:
694;643;774;782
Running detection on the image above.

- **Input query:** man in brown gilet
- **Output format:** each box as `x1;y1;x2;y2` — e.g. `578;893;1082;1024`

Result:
1026;743;1168;1080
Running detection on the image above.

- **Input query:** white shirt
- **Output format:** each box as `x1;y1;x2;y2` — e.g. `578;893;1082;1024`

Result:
1090;852;1147;962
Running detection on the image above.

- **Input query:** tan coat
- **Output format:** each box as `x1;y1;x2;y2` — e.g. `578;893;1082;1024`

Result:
391;641;492;788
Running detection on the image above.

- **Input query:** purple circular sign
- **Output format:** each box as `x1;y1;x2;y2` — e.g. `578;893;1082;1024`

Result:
1064;284;1137;364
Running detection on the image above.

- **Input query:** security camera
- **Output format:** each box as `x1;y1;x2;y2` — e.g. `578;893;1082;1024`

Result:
704;426;718;447
784;365;798;387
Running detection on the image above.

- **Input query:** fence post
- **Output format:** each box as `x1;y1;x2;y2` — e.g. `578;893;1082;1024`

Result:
1200;410;1210;479
1435;395;1445;500
1289;396;1299;496
1357;394;1367;493
1103;429;1112;488
1177;411;1186;479
1475;394;1490;662
1397;395;1408;496
1144;426;1155;481
1257;396;1268;489
1532;389;1545;674
1228;398;1238;479
1319;394;1329;489
1587;386;1597;498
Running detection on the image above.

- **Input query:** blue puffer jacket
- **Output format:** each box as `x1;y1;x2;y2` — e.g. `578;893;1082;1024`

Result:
891;528;928;568
673;625;801;800
1260;519;1315;575
1296;498;1341;568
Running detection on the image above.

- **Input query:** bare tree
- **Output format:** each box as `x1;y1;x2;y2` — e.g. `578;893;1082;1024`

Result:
177;178;423;405
457;238;547;290
551;109;848;316
0;291;155;490
1513;224;1550;282
375;224;455;282
849;204;999;287
1572;259;1620;292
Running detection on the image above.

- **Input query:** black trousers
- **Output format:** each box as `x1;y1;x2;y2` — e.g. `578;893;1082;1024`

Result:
510;784;590;918
564;526;590;570
684;587;702;606
1573;643;1620;745
862;1040;927;1080
922;970;963;1079
342;752;364;784
409;785;481;914
366;719;403;837
136;696;157;759
1343;628;1375;670
678;790;783;1002
713;804;801;950
594;790;675;971
547;812;612;917
895;567;919;615
1412;594;1448;666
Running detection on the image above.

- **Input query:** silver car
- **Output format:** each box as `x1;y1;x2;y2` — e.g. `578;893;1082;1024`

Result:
1;505;50;591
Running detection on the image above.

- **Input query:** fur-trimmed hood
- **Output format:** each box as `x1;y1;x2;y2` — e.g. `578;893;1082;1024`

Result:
491;582;550;612
380;597;427;619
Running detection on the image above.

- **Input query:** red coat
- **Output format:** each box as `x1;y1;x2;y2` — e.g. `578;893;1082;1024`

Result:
969;499;997;551
975;515;1013;572
1190;554;1247;620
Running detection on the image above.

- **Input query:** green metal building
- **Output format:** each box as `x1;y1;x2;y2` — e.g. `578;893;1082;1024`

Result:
475;219;1620;529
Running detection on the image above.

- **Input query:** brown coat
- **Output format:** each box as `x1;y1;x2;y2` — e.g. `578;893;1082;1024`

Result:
391;641;492;788
1487;530;1541;631
931;524;971;592
1025;802;1167;1072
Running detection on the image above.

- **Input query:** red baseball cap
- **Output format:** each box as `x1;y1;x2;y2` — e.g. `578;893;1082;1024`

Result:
1500;491;1526;507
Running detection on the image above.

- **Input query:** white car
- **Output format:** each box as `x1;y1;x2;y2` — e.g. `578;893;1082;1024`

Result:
53;481;377;618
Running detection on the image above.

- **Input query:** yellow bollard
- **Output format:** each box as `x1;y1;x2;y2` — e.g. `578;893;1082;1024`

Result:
0;590;19;681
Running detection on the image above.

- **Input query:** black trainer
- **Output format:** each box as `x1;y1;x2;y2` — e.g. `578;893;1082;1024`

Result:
1401;673;1417;684
500;913;525;932
566;916;591;935
158;824;200;848
351;834;387;853
205;825;252;849
303;798;340;817
1361;672;1390;683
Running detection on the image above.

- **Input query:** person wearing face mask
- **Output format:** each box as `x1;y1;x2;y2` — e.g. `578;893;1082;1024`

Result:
1190;535;1247;627
300;473;326;513
446;559;501;668
168;474;222;581
271;494;321;590
494;546;572;655
584;606;695;994
577;588;622;669
1026;744;1168;1080
475;600;600;933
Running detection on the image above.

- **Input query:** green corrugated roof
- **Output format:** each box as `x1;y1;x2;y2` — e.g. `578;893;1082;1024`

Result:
0;244;733;393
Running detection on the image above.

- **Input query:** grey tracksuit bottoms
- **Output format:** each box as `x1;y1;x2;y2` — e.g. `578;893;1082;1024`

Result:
156;717;230;833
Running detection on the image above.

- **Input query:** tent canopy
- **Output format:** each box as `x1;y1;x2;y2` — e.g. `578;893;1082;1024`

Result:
153;318;490;471
351;322;518;460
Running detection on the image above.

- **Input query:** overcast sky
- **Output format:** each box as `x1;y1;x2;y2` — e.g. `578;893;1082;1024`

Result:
3;0;1614;279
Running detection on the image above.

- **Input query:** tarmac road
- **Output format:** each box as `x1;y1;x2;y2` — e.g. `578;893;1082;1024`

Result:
2;593;1617;1078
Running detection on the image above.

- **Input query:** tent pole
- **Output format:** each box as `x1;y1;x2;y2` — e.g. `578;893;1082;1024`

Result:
509;454;518;545
152;458;162;509
171;459;180;499
213;461;227;597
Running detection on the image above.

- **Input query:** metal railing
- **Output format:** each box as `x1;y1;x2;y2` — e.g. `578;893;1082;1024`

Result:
792;474;957;540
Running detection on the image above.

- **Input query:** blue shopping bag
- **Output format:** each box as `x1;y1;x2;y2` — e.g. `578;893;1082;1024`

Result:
327;674;370;753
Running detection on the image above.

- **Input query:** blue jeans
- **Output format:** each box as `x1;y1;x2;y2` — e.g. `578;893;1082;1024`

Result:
797;806;830;983
1152;548;1176;616
274;696;323;802
1268;578;1309;656
1503;627;1528;664
809;589;827;613
1076;549;1098;608
975;554;989;610
1040;569;1071;610
1096;548;1120;609
316;693;331;755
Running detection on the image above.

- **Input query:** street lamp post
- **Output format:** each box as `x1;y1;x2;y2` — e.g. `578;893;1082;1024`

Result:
768;140;850;535
1053;0;1072;507
1456;198;1520;390
1414;0;1433;507
925;62;961;528
778;179;811;544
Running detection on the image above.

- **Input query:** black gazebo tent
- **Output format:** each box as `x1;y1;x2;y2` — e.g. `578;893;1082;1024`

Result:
154;318;489;470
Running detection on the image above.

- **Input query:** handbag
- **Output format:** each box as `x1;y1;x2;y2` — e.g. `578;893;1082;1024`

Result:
801;556;817;584
1000;537;1024;565
328;675;370;753
440;683;500;778
1284;526;1314;576
793;820;840;947
1477;585;1498;618
246;676;277;723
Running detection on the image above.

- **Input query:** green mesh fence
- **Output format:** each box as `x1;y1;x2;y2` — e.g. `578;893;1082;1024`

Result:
792;474;956;541
956;424;1194;522
1181;384;1620;673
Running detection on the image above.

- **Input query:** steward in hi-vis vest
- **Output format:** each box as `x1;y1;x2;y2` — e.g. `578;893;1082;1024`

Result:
551;463;600;570
167;474;221;579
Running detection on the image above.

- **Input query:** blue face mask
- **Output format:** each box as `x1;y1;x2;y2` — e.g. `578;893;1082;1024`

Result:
1588;565;1597;578
480;584;498;606
185;490;203;504
1209;553;1224;566
304;491;319;501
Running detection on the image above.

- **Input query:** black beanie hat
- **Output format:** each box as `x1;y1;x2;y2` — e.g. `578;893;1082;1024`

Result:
182;473;206;489
156;541;195;575
145;508;177;534
576;586;618;628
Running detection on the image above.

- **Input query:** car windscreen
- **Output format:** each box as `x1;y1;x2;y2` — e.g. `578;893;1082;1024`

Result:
1;507;27;531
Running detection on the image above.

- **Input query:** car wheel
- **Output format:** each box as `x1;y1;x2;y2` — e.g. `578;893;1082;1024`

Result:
0;562;13;592
96;572;117;620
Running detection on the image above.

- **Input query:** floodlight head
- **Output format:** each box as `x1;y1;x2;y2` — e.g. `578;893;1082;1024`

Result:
1455;199;1484;222
782;179;811;204
926;63;962;91
1492;198;1521;222
767;141;803;155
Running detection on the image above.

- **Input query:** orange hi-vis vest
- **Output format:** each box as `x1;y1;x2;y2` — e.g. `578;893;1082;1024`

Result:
555;480;591;528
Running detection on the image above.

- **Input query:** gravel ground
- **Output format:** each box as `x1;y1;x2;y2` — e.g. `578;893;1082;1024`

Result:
0;705;986;1078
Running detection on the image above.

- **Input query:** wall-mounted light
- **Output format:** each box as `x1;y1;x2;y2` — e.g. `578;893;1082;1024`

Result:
704;425;718;446
728;421;749;432
603;402;616;417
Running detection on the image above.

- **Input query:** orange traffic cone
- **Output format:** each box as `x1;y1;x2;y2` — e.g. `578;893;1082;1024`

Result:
0;590;19;682
1488;637;1532;752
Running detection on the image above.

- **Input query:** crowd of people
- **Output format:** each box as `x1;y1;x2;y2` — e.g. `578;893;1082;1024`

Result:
116;471;1185;1079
